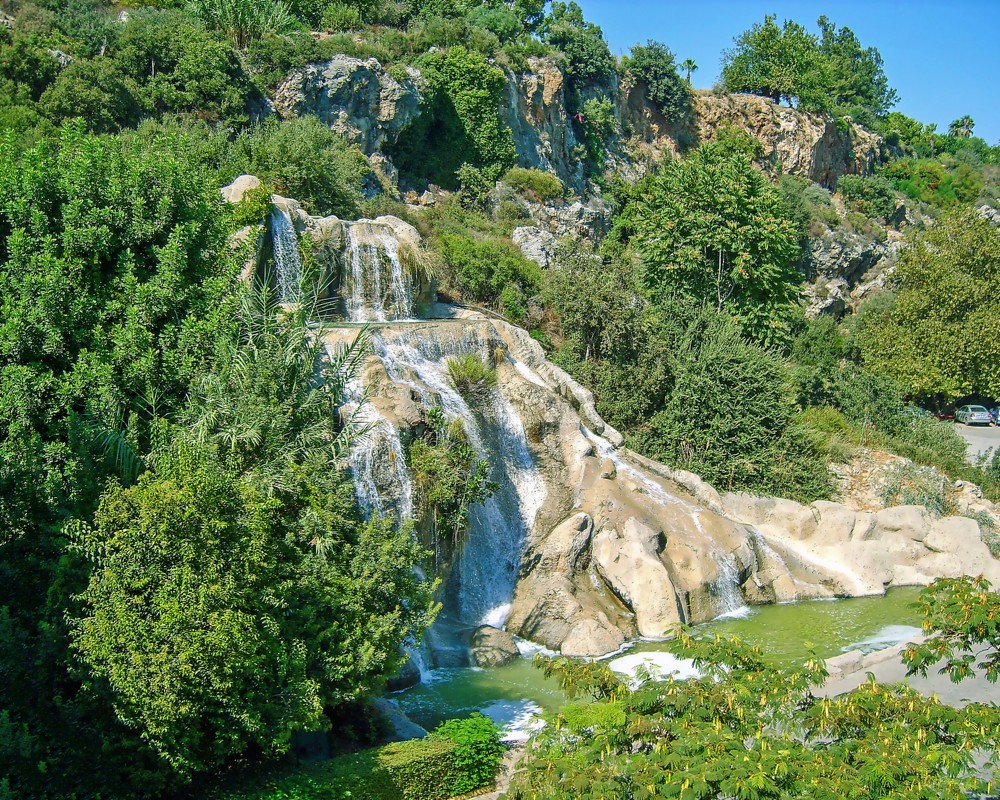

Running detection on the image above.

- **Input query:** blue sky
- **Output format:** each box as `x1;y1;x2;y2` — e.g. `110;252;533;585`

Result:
577;0;1000;145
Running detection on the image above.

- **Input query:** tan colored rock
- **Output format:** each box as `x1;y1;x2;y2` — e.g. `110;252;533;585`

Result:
470;626;520;668
561;617;626;658
593;520;681;638
220;174;261;204
874;505;931;540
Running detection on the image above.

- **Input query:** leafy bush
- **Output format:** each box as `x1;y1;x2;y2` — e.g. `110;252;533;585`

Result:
630;307;833;501
216;715;502;800
877;462;951;515
456;162;494;211
502;167;564;202
388;46;516;188
622;40;691;123
447;354;497;398
235;117;369;216
436;232;541;319
540;1;615;87
432;713;506;795
407;407;496;556
836;174;898;219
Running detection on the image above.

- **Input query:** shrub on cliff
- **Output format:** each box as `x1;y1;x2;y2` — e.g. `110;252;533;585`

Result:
622;40;692;124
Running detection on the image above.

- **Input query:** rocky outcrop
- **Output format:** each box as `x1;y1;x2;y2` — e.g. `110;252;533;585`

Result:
502;58;585;192
274;56;421;154
978;204;1000;227
269;55;883;196
693;94;884;187
723;494;1000;595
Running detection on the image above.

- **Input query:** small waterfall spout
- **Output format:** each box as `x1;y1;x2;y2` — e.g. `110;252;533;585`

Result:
271;208;303;304
345;223;414;322
710;553;749;618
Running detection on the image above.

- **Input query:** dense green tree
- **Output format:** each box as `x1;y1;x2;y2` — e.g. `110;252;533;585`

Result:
722;15;896;117
816;15;897;116
541;1;615;87
39;57;138;132
630;307;832;500
0;124;242;798
389;45;516;187
855;209;1000;401
115;9;258;124
621;142;802;347
720;15;829;109
622;40;691;123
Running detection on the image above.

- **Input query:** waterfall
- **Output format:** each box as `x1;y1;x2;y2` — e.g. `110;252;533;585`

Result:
341;373;414;525
373;331;546;629
345;223;415;322
710;553;749;618
271;208;303;304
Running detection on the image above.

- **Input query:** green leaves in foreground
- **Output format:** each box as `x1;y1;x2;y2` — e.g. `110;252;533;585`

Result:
506;625;1000;800
903;576;1000;685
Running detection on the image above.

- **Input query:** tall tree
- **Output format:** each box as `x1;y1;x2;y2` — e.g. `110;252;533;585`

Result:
720;15;829;109
621;142;802;347
681;57;698;85
855;208;1000;401
816;15;898;115
949;115;975;137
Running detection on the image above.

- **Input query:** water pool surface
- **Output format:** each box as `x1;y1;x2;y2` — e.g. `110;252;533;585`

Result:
395;587;924;737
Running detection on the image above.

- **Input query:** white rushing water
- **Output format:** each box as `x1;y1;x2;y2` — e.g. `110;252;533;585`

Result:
341;371;414;525
372;329;547;629
345;224;414;322
271;208;303;304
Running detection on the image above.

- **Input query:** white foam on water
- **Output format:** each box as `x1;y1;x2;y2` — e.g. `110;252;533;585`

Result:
478;699;545;742
845;624;923;653
715;605;754;621
607;652;702;686
513;637;558;658
481;603;512;629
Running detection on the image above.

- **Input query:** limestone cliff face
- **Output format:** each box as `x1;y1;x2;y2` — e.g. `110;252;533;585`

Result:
269;55;884;193
273;55;422;154
692;93;884;187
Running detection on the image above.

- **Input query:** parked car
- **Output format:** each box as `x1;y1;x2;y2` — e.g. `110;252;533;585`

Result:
954;404;994;425
992;407;1000;425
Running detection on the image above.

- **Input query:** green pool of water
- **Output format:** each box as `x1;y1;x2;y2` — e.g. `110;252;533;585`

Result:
395;587;924;735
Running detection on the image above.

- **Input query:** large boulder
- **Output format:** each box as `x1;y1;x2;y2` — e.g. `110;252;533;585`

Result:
592;519;681;638
470;626;520;668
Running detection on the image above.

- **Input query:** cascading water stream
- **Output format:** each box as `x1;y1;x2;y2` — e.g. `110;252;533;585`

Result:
372;331;546;632
345;224;414;322
271;208;303;304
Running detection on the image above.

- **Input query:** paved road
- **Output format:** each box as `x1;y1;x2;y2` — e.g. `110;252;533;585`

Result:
953;421;1000;464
